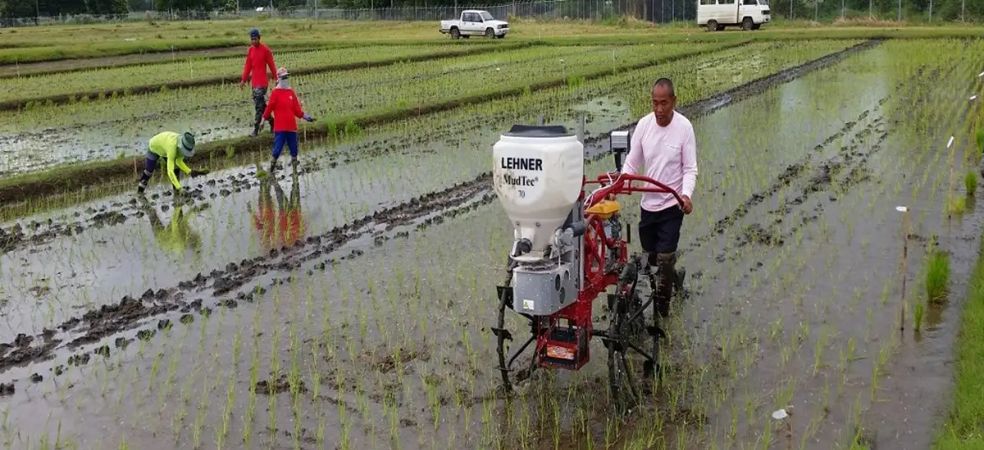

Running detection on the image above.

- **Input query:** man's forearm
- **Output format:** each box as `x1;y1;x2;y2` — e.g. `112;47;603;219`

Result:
682;173;696;198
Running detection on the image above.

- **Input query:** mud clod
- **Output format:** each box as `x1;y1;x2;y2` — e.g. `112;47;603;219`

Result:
94;345;110;357
137;329;156;341
67;353;90;366
14;333;33;347
114;337;132;349
255;374;307;395
0;383;13;395
30;373;42;383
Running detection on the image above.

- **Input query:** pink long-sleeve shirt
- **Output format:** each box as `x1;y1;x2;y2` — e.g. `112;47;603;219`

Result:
622;110;698;212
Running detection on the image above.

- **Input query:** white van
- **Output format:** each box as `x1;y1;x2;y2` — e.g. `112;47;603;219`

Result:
697;0;770;31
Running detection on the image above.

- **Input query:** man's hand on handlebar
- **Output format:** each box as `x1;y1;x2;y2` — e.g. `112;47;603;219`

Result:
680;195;693;214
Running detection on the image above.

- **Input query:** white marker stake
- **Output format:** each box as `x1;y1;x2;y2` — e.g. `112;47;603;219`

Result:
947;136;955;149
979;71;984;77
772;409;788;420
972;95;979;101
896;206;908;212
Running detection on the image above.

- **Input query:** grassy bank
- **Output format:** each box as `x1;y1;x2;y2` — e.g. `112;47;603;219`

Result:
0;41;530;111
934;233;984;448
0;18;980;65
0;19;663;64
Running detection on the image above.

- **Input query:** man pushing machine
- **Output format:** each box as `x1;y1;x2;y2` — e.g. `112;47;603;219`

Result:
620;77;698;317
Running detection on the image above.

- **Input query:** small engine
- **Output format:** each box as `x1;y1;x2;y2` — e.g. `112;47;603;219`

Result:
492;125;584;316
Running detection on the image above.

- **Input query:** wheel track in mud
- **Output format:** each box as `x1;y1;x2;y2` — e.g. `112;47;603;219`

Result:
0;172;496;376
0;38;883;384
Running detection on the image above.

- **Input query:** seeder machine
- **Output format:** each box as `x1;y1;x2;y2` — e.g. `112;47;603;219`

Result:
490;125;683;412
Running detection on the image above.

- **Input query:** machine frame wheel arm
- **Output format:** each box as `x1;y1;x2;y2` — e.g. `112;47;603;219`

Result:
584;172;685;211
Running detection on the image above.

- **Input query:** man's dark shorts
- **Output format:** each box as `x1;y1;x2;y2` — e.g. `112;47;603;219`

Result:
638;205;684;254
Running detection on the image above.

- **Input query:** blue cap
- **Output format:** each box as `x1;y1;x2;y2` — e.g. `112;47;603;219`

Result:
249;28;260;38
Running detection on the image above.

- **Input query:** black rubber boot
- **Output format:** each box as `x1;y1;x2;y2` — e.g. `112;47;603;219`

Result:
137;170;152;194
649;252;677;318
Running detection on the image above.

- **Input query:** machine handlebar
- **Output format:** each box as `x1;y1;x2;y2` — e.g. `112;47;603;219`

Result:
583;172;685;210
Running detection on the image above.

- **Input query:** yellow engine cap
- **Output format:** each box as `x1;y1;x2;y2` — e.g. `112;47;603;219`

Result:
586;200;621;219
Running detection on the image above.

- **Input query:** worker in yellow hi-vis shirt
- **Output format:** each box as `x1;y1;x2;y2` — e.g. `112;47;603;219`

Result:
137;131;209;195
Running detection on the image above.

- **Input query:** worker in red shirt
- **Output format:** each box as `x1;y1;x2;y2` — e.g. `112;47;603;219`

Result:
261;67;315;172
241;28;277;137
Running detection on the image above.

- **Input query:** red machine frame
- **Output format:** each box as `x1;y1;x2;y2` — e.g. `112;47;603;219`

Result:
532;172;684;371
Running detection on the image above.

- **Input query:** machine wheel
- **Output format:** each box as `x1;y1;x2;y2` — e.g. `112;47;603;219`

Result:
606;255;649;414
752;23;761;30
706;20;718;31
450;27;460;39
494;269;537;394
486;28;495;38
742;17;754;30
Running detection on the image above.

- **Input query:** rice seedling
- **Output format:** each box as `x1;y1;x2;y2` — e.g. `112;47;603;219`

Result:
925;242;951;303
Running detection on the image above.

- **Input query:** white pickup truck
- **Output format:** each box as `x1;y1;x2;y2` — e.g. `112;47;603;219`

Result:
440;10;509;39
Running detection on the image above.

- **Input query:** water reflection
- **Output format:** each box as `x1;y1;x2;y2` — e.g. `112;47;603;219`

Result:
138;197;202;258
249;168;306;250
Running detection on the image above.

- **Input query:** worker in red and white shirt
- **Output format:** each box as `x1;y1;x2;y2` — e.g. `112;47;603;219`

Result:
621;77;698;318
262;67;315;172
241;28;278;137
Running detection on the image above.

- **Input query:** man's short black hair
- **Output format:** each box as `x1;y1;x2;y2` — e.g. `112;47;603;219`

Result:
652;78;675;97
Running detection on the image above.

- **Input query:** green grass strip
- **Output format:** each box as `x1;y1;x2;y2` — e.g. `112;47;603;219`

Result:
934;231;984;448
0;42;531;111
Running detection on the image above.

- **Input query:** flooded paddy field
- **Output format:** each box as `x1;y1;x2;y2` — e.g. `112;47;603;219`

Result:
1;35;982;450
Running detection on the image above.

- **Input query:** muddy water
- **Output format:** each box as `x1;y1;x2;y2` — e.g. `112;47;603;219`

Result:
0;44;647;177
0;40;926;450
0;95;631;342
634;41;984;449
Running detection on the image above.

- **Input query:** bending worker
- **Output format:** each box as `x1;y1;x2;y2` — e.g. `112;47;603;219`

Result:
137;131;208;195
241;27;277;137
621;77;697;318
